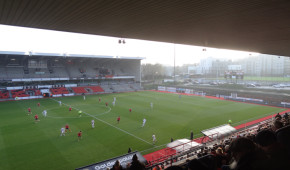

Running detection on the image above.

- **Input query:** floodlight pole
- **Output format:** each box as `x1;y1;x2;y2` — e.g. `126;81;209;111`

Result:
174;43;176;85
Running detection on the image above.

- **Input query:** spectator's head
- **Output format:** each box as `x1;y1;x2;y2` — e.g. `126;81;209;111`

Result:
132;154;138;162
272;120;283;131
114;160;120;167
216;147;223;154
229;137;256;161
210;148;216;155
187;159;209;170
255;130;276;148
224;145;230;152
165;165;183;170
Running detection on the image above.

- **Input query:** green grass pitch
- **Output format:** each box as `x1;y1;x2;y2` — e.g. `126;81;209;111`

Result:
0;91;284;170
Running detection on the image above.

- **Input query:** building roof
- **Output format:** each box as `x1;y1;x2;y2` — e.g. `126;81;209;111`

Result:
0;1;290;57
0;50;144;60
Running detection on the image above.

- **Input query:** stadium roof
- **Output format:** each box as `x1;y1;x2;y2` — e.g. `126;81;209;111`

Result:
0;50;144;60
0;1;290;56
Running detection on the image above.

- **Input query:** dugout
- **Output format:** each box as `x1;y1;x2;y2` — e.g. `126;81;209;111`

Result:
43;93;50;97
201;124;236;141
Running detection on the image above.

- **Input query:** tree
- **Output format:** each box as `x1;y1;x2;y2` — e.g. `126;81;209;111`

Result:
141;63;165;80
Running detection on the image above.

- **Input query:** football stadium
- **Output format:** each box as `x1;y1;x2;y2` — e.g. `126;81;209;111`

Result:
1;1;290;170
0;51;289;170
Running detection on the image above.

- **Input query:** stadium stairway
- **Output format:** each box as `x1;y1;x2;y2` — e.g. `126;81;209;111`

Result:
8;90;12;98
67;87;74;93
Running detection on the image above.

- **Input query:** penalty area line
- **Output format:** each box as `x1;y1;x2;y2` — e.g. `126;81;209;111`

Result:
50;98;152;145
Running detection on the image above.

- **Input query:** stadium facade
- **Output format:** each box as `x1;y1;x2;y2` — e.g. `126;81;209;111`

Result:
0;50;144;99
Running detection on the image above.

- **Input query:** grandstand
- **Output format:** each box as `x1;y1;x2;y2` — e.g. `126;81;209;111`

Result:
145;110;290;170
1;1;290;169
0;50;143;99
1;50;290;170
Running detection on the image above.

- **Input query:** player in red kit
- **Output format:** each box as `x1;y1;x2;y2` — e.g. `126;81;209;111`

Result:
117;116;120;124
65;124;72;133
129;108;132;113
78;131;82;141
37;102;40;107
106;102;108;107
69;106;72;112
99;97;101;103
34;114;39;122
28;107;31;114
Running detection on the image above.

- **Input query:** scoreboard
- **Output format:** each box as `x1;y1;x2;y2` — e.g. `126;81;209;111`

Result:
224;71;244;79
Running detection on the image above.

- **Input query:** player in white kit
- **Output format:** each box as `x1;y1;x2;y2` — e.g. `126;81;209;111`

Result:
142;118;146;127
59;100;62;106
150;102;153;109
42;110;47;117
60;127;65;136
91;120;95;128
152;134;156;145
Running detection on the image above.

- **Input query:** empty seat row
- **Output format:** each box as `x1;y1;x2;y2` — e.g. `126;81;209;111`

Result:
0;90;9;99
50;87;69;95
11;90;29;98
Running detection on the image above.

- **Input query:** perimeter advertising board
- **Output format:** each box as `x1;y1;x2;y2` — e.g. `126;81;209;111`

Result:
75;151;146;170
166;87;176;93
158;86;166;91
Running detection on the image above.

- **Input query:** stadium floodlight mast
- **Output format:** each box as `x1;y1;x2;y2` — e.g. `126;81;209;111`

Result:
28;51;33;56
116;38;126;58
63;52;68;57
118;38;126;44
173;43;176;85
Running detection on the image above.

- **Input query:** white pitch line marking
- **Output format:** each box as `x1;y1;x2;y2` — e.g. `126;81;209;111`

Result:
50;98;152;145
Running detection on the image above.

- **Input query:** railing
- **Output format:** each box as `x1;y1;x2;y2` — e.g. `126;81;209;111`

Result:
144;111;287;169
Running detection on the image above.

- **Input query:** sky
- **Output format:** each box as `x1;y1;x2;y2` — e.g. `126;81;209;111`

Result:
0;24;260;66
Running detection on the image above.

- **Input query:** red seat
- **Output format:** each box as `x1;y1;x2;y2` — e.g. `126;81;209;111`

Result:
71;87;88;93
88;86;104;92
50;87;69;95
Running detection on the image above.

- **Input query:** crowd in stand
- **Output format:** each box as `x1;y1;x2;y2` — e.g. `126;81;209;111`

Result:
173;112;290;170
110;112;290;170
107;154;146;170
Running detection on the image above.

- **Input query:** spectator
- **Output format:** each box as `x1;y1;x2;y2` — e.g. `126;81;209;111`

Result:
165;166;183;170
283;112;288;119
228;137;270;170
187;159;209;170
110;160;123;170
271;120;283;132
128;154;145;170
255;130;290;170
153;165;161;170
190;131;194;140
215;147;226;169
275;112;282;120
275;125;290;157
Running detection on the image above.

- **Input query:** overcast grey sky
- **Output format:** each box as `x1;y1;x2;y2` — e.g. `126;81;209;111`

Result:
0;25;259;66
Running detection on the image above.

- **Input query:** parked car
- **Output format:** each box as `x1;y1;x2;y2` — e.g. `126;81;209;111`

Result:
273;84;286;88
247;84;256;87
